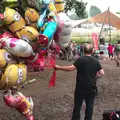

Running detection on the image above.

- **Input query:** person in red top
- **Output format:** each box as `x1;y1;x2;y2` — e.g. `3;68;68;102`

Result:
108;44;114;59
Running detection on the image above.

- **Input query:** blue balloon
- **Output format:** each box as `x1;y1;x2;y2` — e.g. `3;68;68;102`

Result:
37;9;47;29
42;0;51;4
42;21;57;41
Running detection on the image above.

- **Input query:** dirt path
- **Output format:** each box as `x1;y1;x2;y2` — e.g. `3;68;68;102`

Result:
0;59;120;120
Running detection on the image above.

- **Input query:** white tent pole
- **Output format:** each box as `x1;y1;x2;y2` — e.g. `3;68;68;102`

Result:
108;7;111;43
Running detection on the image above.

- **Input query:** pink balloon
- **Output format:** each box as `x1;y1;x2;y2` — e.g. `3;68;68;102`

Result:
39;49;47;57
0;32;15;39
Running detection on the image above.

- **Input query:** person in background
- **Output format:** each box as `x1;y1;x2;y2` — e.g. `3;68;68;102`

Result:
114;40;120;66
104;42;109;59
74;44;80;59
99;44;105;60
80;43;84;56
108;43;114;60
54;43;104;120
91;49;99;59
71;41;77;60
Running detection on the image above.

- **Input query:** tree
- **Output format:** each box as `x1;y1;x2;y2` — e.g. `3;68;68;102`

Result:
116;12;120;14
64;0;88;19
69;13;80;20
89;6;101;17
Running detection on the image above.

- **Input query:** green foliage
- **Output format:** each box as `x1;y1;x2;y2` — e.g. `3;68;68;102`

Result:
69;13;80;20
74;1;88;19
71;35;120;44
64;0;88;19
116;12;120;14
71;37;92;43
111;35;120;44
89;5;101;17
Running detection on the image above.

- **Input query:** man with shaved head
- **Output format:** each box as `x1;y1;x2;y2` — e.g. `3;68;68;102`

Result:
55;43;104;120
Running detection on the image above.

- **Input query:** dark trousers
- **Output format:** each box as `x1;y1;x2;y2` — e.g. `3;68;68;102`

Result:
108;52;113;57
72;91;96;120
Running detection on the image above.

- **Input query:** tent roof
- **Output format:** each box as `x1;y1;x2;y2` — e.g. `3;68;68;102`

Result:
71;19;88;27
87;10;120;29
72;10;120;29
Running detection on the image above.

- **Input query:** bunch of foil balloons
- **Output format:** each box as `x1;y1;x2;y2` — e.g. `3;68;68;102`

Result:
0;0;72;119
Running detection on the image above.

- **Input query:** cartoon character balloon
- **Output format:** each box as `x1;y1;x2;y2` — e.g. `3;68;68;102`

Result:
25;8;39;29
0;37;34;57
55;13;72;48
0;63;27;90
4;7;39;42
0;49;16;69
54;0;64;13
37;0;58;47
0;0;73;119
4;90;34;120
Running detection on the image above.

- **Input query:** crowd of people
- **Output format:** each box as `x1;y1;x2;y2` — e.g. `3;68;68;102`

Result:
59;40;120;67
59;41;85;61
99;40;120;66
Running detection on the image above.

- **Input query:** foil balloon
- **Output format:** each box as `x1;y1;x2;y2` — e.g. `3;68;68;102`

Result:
43;0;51;4
38;21;57;47
0;64;27;90
55;12;72;48
26;48;47;63
0;14;4;27
16;26;39;42
25;48;47;71
25;8;39;29
37;9;47;29
0;49;16;68
4;7;25;33
0;31;15;39
37;0;56;28
4;90;34;120
1;37;34;57
4;7;39;42
37;0;58;47
54;0;64;13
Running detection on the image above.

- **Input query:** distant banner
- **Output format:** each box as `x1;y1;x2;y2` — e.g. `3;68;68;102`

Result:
92;33;98;50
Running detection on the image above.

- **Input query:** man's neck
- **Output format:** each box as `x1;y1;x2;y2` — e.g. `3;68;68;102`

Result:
85;54;91;56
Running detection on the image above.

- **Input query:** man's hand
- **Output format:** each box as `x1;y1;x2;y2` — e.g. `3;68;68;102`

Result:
96;69;104;79
54;65;60;70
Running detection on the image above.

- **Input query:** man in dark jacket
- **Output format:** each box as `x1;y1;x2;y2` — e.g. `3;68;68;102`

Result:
54;43;104;120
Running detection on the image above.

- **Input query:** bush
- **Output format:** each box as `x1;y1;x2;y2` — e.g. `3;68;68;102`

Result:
71;37;92;43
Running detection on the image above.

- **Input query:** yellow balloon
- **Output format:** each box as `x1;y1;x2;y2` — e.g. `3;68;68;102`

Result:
54;0;64;13
4;7;39;42
15;26;39;42
17;92;32;115
4;7;25;33
25;8;39;29
0;64;27;90
0;49;14;69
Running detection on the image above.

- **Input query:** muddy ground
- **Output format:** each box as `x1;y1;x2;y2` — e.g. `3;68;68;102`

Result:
0;59;120;120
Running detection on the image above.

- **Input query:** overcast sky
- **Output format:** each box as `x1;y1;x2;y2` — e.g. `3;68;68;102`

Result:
81;0;120;13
